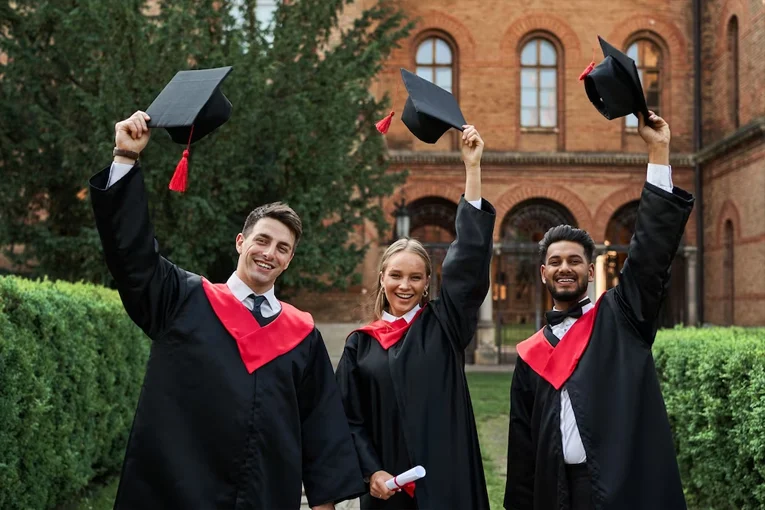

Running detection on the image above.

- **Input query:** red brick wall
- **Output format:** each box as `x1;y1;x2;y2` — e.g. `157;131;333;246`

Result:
300;0;706;323
702;138;765;326
701;0;765;144
700;0;765;325
370;0;695;154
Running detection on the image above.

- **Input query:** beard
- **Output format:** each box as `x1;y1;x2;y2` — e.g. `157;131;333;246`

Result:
545;274;589;303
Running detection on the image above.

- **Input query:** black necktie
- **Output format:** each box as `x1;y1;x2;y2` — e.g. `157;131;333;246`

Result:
545;298;591;327
250;294;267;326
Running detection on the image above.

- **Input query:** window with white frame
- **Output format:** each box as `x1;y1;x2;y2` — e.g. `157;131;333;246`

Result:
415;37;454;94
520;38;557;128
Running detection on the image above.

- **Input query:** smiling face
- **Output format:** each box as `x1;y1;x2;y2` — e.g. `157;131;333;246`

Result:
540;240;594;309
380;250;429;318
235;217;295;295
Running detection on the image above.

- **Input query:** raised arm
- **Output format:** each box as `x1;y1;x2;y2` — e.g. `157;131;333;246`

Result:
89;111;190;338
615;112;694;344
432;126;496;350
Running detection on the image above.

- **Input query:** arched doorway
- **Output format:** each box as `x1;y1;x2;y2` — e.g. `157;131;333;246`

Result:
495;199;576;355
407;196;457;300
602;201;687;326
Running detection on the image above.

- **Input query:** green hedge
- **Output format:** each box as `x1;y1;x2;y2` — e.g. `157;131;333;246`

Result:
655;327;765;510
0;276;148;510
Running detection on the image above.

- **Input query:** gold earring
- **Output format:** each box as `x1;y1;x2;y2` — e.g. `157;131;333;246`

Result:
423;289;429;297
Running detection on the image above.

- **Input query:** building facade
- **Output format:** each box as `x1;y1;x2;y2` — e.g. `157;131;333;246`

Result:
295;0;764;361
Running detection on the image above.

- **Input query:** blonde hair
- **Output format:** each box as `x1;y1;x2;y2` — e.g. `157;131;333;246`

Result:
371;238;433;321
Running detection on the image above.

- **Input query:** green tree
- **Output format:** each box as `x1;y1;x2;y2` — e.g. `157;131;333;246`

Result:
0;0;410;292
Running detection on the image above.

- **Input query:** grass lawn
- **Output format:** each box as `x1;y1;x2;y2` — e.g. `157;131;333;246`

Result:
467;371;512;510
70;372;513;510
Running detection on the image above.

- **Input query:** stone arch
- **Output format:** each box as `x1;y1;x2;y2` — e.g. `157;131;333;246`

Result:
407;196;459;242
383;182;464;218
500;198;577;242
607;16;687;64
593;186;643;242
716;199;742;247
494;186;593;240
716;0;748;57
396;9;477;63
500;13;582;64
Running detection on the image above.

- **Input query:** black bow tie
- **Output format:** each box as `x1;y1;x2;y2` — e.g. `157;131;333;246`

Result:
545;298;591;327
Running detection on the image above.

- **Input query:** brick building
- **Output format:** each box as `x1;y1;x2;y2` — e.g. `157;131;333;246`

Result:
295;0;764;360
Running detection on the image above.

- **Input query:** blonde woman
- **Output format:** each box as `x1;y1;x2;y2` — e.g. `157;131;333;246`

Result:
335;125;495;510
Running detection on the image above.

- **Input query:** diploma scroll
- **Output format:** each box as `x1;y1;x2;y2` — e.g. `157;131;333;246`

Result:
385;465;426;492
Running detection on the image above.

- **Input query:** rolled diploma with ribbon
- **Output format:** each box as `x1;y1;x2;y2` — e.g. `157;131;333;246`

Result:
385;465;426;492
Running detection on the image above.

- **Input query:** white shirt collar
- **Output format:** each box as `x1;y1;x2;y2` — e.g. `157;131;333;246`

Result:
226;272;279;310
382;303;421;324
553;296;594;313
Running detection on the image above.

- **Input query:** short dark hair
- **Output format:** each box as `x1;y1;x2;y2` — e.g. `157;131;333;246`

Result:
242;202;303;250
539;225;595;264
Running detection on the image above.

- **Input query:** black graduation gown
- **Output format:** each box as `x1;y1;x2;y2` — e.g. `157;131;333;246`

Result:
504;182;694;510
90;164;365;510
335;197;495;510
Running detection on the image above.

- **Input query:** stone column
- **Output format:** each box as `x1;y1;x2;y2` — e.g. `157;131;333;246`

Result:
685;246;698;326
474;255;498;365
593;252;607;301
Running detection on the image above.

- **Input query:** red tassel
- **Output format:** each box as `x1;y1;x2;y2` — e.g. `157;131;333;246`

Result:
375;111;395;134
579;46;597;81
169;149;189;192
169;125;194;193
578;61;595;81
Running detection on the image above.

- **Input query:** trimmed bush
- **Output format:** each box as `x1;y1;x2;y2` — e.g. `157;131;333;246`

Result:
655;327;765;510
0;276;148;509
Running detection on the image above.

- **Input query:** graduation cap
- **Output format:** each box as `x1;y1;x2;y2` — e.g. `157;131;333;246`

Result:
375;68;466;144
579;36;650;124
145;66;233;192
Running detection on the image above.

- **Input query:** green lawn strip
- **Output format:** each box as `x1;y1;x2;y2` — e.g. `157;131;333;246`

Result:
467;372;513;510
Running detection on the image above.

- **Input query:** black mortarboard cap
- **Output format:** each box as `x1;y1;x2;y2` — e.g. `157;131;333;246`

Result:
144;66;233;192
582;36;650;123
400;68;466;144
146;66;233;145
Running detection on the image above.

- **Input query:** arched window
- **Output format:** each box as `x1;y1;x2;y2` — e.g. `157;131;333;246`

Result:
415;36;454;93
624;38;663;128
520;38;558;128
723;220;735;325
727;16;739;128
605;201;639;289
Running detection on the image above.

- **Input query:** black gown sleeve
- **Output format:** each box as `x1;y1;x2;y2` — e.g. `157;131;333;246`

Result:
299;330;366;506
504;357;536;510
432;197;496;350
334;332;384;479
615;182;694;344
89;164;190;339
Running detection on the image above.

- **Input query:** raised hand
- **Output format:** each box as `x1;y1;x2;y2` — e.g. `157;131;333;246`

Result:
460;124;484;171
638;111;670;165
114;111;152;157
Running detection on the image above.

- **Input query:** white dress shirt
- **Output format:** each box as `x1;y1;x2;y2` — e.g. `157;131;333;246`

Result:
382;303;422;324
556;163;673;464
226;272;281;318
552;298;595;464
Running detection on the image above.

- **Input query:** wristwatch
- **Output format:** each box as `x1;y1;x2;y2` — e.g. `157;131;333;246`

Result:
113;147;140;160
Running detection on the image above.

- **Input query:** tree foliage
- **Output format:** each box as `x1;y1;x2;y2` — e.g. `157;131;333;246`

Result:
0;0;411;291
